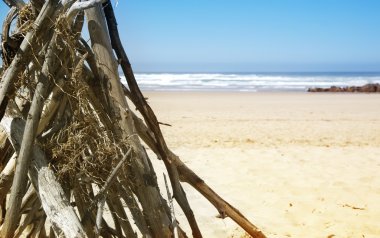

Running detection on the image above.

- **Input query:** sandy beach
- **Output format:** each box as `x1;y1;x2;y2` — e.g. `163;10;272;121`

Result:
143;92;380;238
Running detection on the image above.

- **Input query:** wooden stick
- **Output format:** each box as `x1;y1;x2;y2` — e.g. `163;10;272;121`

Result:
20;184;37;214
94;148;131;235
97;148;131;199
1;117;87;238
127;102;267;238
37;81;64;135
106;194;136;238
95;196;106;237
174;155;267;238
29;214;46;237
106;3;266;232
30;0;45;11
1;30;59;237
0;0;59;121
118;183;151;236
103;200;123;238
66;0;107;23
99;218;120;238
73;185;96;237
103;3;203;237
0;153;16;216
13;199;41;237
1;7;18;54
78;39;111;114
86;5;173;237
164;173;179;237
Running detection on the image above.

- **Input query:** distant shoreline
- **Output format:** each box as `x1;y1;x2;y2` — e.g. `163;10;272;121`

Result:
121;72;380;92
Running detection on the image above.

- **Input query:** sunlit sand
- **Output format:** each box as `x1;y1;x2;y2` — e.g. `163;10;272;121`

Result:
145;91;380;238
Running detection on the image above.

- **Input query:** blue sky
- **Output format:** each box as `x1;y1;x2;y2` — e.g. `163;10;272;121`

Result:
1;0;380;72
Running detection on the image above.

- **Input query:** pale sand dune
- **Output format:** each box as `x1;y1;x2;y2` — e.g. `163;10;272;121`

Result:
143;92;380;238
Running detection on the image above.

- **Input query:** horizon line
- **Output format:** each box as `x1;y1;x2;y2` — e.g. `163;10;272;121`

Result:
126;71;380;74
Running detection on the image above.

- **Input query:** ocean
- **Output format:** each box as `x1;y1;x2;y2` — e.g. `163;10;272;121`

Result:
120;72;380;92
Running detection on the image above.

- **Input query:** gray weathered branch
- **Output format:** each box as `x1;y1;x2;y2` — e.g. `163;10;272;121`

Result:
0;0;59;121
0;116;87;238
66;0;106;23
85;4;173;237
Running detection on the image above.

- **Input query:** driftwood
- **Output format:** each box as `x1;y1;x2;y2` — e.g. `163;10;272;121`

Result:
1;117;86;237
0;1;266;237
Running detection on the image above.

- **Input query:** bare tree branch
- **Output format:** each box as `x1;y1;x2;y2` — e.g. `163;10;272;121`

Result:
66;0;106;23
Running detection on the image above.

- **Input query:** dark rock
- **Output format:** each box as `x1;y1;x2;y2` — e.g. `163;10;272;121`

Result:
308;83;380;93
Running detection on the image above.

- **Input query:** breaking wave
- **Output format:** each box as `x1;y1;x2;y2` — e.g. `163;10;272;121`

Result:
120;72;380;92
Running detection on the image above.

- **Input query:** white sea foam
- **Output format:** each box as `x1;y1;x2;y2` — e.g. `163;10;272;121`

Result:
120;73;380;92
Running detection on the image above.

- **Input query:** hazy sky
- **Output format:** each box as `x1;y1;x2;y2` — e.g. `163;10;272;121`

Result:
1;0;380;72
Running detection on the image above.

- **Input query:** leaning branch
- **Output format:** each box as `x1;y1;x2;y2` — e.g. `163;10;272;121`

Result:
95;147;132;235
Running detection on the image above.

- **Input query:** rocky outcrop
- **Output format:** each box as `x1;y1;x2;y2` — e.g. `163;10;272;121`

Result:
308;83;380;93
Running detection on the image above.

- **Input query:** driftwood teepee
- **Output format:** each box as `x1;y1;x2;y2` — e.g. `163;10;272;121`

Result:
0;1;267;237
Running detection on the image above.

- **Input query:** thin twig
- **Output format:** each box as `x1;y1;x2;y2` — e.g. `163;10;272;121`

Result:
164;173;178;238
94;147;132;235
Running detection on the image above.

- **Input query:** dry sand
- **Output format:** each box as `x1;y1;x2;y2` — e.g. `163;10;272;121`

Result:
142;92;380;238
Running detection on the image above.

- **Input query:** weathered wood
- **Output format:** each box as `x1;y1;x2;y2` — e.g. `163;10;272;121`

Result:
1;7;18;54
103;3;202;237
30;0;45;11
103;1;171;158
104;199;123;238
95;196;105;237
14;199;42;237
164;173;178;234
1;30;59;237
0;127;12;167
125;96;267;238
29;214;47;237
97;148;132;200
95;148;131;236
78;39;111;115
20;184;37;214
37;81;64;135
36;166;86;238
99;219;120;238
118;183;151;236
49;226;56;238
0;117;87;238
73;186;97;237
0;153;16;211
0;1;267;236
76;64;115;136
173;154;267;238
0;0;59;121
85;4;173;237
66;0;107;23
39;94;68;140
106;194;136;238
